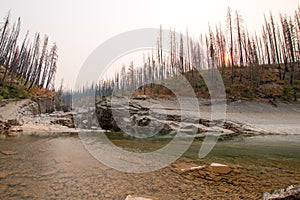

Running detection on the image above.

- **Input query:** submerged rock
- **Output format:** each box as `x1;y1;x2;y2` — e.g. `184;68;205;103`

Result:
0;150;17;155
207;163;232;174
0;171;13;179
125;195;153;200
172;162;199;172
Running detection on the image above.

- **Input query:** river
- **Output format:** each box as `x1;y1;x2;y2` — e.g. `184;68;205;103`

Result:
0;133;299;199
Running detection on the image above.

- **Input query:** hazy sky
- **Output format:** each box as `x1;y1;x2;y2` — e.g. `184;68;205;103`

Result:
0;0;299;89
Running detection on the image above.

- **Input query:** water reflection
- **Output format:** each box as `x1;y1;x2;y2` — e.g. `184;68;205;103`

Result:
0;133;299;199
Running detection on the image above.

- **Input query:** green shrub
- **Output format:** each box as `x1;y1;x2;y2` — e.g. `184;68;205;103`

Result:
196;82;204;89
0;86;10;99
241;89;254;98
294;80;300;85
282;85;294;101
225;87;231;94
0;85;28;99
246;90;254;98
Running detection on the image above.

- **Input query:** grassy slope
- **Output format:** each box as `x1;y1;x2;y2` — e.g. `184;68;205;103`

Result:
0;66;56;102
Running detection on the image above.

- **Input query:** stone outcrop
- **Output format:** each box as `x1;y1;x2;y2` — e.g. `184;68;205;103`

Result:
0;99;77;134
35;97;57;114
95;100;119;131
94;97;264;137
263;185;300;200
50;112;75;128
2;96;298;136
18;100;40;117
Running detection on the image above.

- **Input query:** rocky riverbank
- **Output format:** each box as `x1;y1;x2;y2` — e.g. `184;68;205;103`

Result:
0;97;299;199
1;96;300;137
0;99;78;135
95;96;300;137
263;185;300;200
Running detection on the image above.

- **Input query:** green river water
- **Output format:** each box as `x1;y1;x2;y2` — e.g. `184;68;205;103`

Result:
0;133;299;199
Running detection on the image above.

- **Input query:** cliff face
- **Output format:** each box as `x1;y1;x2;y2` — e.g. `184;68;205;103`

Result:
94;97;270;138
93;96;300;136
95;100;120;131
35;97;57;114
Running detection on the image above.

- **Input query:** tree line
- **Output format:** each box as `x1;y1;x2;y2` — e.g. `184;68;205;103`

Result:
0;12;58;90
76;7;300;100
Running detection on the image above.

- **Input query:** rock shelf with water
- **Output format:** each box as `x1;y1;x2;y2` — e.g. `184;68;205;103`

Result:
1;97;300;138
95;97;300;137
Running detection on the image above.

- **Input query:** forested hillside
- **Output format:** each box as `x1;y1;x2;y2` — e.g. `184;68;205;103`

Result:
88;7;300;102
0;12;58;100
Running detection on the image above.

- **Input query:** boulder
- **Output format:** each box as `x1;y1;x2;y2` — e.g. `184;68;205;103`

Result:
51;118;75;128
136;117;151;126
95;103;120;131
132;95;148;100
7;119;23;126
35;97;57;114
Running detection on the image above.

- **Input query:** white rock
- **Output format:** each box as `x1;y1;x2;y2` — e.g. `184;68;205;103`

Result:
125;195;152;200
210;163;228;167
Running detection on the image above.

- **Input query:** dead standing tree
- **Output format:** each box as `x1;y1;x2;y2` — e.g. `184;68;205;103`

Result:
45;44;58;90
227;7;235;84
0;12;59;91
1;17;21;85
235;11;244;82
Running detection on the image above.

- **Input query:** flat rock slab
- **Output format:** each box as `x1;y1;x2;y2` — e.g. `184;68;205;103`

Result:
40;170;57;177
208;163;232;174
125;195;153;200
0;150;17;155
172;162;207;172
172;162;198;171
